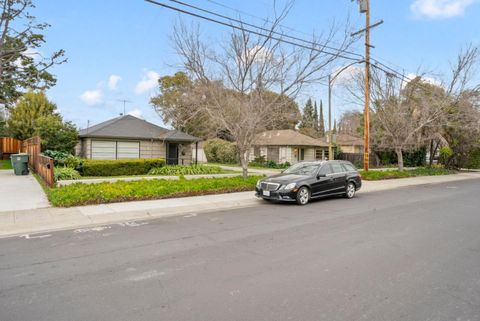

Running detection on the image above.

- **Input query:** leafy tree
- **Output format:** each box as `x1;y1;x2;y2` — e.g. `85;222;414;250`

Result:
0;106;9;136
1;0;66;107
151;72;214;139
261;90;300;130
7;91;78;152
36;117;78;153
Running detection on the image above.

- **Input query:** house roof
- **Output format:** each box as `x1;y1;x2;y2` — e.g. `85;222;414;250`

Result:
335;133;364;147
254;130;329;147
78;115;200;142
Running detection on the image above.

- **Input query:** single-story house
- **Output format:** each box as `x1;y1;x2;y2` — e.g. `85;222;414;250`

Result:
76;115;201;165
335;134;364;154
250;129;330;164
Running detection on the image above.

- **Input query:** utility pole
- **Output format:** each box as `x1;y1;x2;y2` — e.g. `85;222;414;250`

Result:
328;74;333;160
363;0;371;171
353;0;382;171
328;60;364;161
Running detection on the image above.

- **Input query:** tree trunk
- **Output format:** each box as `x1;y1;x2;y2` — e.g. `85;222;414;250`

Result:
239;150;249;178
396;148;404;171
429;139;434;167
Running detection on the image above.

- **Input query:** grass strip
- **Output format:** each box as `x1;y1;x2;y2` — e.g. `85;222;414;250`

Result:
47;175;262;207
0;159;13;170
359;167;456;181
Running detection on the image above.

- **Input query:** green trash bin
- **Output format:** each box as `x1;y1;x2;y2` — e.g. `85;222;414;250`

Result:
11;153;29;175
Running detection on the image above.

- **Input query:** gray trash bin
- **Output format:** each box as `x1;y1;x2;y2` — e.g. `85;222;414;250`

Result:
11;153;29;175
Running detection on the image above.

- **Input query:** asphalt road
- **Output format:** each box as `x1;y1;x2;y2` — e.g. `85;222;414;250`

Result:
1;179;480;321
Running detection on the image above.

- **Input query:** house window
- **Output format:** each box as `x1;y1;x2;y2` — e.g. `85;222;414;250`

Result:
315;149;324;160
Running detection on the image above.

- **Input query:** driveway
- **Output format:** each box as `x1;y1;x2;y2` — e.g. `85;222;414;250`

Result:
0;170;50;212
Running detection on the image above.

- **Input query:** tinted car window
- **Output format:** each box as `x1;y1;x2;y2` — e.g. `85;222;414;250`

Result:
331;163;345;173
283;163;320;176
318;164;333;176
342;163;357;172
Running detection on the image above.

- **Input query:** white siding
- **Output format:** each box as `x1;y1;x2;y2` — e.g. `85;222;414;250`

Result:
91;140;116;160
117;141;140;159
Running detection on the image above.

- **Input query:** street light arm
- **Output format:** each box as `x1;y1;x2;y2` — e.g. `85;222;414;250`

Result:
330;60;365;85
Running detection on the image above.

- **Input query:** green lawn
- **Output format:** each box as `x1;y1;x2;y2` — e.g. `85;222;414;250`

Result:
47;175;263;207
359;167;456;181
0;160;12;170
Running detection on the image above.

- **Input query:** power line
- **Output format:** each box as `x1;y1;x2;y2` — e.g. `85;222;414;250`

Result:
146;0;416;84
169;0;364;59
164;0;416;83
145;0;361;61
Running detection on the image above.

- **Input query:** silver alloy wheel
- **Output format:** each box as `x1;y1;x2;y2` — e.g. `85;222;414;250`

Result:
346;183;356;198
297;187;309;205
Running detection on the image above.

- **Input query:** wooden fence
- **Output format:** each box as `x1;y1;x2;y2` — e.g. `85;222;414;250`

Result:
0;137;22;159
21;136;55;187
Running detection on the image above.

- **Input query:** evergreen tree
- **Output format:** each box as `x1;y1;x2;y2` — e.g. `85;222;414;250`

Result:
318;100;325;137
313;101;319;132
300;98;315;129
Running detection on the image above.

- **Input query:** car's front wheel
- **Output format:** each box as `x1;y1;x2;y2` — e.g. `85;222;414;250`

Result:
296;186;310;205
345;182;356;199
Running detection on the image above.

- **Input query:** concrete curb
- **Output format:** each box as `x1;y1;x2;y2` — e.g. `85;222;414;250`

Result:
1;172;479;238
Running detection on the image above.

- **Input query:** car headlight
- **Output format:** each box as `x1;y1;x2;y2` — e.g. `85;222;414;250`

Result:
256;180;262;189
283;182;296;191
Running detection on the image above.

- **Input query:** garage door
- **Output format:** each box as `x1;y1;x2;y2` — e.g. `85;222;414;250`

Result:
91;140;116;160
117;141;140;159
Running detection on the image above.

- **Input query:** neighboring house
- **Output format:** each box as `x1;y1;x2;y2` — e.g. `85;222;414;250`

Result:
335;134;364;154
250;129;329;164
191;141;208;164
76;115;200;165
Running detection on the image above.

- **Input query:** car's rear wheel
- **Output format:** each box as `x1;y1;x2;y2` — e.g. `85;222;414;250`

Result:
296;186;310;205
345;182;356;199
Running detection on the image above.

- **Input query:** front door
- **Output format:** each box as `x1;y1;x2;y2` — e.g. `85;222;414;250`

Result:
166;143;178;165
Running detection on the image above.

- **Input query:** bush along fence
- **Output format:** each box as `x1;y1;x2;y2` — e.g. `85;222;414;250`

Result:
21;136;55;187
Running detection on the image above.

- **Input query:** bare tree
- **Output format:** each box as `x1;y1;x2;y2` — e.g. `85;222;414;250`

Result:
170;4;354;177
343;44;479;170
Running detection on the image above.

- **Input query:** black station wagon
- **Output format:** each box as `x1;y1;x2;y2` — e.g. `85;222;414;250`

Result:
255;160;362;205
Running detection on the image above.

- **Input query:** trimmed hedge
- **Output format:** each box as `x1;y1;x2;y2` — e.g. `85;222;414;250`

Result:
359;167;455;181
148;165;224;175
80;158;166;176
47;175;261;207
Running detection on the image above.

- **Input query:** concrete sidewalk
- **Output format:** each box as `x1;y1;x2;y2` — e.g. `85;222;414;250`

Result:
0;172;478;238
0;170;50;212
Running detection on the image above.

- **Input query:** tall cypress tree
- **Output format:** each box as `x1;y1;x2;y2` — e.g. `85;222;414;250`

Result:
313;101;319;132
318;100;325;137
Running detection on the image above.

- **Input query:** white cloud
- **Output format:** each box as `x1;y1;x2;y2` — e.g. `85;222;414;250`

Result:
332;64;363;84
127;108;143;118
410;0;476;19
80;89;103;106
134;70;159;94
107;75;122;90
406;73;442;86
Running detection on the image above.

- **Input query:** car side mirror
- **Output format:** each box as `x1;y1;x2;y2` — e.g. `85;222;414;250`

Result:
317;173;326;179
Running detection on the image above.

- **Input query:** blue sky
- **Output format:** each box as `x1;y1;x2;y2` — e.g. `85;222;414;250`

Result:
34;0;480;129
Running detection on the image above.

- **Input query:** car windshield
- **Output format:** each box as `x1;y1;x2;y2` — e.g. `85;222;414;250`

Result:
283;162;320;176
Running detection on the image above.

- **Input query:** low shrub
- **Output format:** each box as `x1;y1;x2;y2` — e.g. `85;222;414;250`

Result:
81;158;166;176
54;167;81;181
43;150;82;169
148;165;224;176
204;139;237;163
47;175;262;207
359;167;455;181
249;159;291;169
